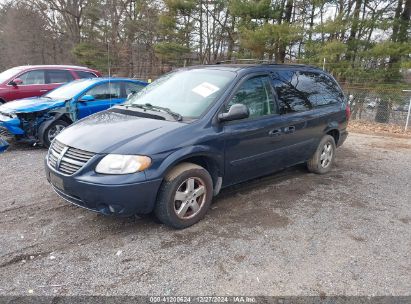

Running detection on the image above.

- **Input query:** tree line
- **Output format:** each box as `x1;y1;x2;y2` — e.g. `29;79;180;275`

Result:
0;0;409;84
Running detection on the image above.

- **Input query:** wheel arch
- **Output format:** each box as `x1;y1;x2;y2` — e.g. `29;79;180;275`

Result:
54;113;73;125
325;128;340;146
152;146;224;194
38;113;73;145
172;155;221;189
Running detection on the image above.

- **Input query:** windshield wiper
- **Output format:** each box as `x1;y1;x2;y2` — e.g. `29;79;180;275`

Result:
130;103;182;121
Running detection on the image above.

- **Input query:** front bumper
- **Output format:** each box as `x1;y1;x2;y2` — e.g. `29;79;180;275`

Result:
0;114;24;136
0;137;9;153
0;123;14;153
45;159;163;216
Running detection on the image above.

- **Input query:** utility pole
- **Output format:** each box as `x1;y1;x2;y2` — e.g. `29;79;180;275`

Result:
403;90;411;132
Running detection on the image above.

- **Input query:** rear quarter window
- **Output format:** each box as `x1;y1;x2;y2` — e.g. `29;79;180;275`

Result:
308;72;344;107
272;70;343;113
125;82;145;96
75;71;98;79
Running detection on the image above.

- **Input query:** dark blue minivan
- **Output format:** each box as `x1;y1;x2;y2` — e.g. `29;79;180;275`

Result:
45;64;350;228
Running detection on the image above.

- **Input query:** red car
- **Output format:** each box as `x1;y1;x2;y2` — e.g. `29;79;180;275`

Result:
0;65;102;104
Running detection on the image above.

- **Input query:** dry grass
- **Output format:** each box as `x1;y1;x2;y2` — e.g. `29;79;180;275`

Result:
348;120;411;138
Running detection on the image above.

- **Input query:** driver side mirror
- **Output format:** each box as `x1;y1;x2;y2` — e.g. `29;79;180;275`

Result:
10;78;23;86
79;95;95;102
218;104;250;122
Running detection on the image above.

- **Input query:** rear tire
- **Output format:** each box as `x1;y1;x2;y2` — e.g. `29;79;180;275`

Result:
307;135;336;174
42;120;69;148
155;163;213;229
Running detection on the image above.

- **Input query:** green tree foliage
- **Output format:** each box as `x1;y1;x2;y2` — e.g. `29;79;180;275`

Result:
155;0;197;63
230;0;299;62
0;0;409;84
72;42;108;72
154;42;191;62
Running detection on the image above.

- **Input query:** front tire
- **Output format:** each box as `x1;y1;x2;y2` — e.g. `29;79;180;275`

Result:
155;163;213;229
42;120;69;148
307;135;336;174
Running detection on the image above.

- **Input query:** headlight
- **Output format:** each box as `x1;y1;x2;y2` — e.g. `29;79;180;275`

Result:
95;154;151;174
0;111;16;119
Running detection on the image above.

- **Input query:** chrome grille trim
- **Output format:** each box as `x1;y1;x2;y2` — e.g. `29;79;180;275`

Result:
52;140;65;154
48;140;95;175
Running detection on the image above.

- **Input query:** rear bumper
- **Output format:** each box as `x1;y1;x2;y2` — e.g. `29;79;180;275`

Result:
45;159;163;216
338;130;348;147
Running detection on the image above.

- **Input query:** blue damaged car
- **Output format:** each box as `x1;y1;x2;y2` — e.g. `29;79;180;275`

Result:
0;77;147;150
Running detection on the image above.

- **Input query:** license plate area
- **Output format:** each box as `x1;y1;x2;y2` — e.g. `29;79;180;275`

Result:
50;172;64;191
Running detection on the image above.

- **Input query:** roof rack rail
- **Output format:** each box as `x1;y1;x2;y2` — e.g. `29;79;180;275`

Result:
214;59;276;64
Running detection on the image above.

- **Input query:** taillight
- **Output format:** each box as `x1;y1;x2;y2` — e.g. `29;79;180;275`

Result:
345;103;351;120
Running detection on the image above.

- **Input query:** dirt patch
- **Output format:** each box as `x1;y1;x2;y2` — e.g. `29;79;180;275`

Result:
229;209;290;229
368;142;411;150
348;120;411;138
350;235;367;242
350;201;367;209
398;217;410;224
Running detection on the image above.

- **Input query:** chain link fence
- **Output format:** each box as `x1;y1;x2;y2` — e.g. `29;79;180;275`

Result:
341;85;411;133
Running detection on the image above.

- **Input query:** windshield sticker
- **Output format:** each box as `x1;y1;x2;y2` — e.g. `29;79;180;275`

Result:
192;82;220;98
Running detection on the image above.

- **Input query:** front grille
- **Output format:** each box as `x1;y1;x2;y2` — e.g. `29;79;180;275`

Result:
48;140;95;175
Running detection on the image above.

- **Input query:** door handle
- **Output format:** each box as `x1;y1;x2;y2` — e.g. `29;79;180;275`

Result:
40;89;48;92
284;126;295;134
268;129;282;136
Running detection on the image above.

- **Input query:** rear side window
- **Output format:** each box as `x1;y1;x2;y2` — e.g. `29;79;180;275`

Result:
225;75;277;119
46;70;74;84
76;71;97;79
272;71;312;112
19;70;46;85
125;82;145;96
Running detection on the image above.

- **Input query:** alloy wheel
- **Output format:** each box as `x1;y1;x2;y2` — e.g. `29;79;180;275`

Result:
173;177;207;220
48;124;65;143
320;142;333;168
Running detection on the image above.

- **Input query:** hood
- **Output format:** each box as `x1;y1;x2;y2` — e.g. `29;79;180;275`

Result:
56;110;186;154
0;97;65;114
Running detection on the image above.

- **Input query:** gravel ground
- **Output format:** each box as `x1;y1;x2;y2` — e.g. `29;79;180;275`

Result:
0;132;410;296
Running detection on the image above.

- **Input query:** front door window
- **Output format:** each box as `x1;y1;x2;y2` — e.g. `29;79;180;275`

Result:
19;70;46;85
225;76;277;118
85;83;121;100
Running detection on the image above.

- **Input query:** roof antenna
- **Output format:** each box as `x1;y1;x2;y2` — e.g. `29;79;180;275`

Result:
107;40;112;107
107;40;111;78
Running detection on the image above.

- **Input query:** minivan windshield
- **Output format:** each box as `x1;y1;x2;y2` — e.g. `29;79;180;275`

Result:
0;67;24;83
45;79;95;100
127;69;236;118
